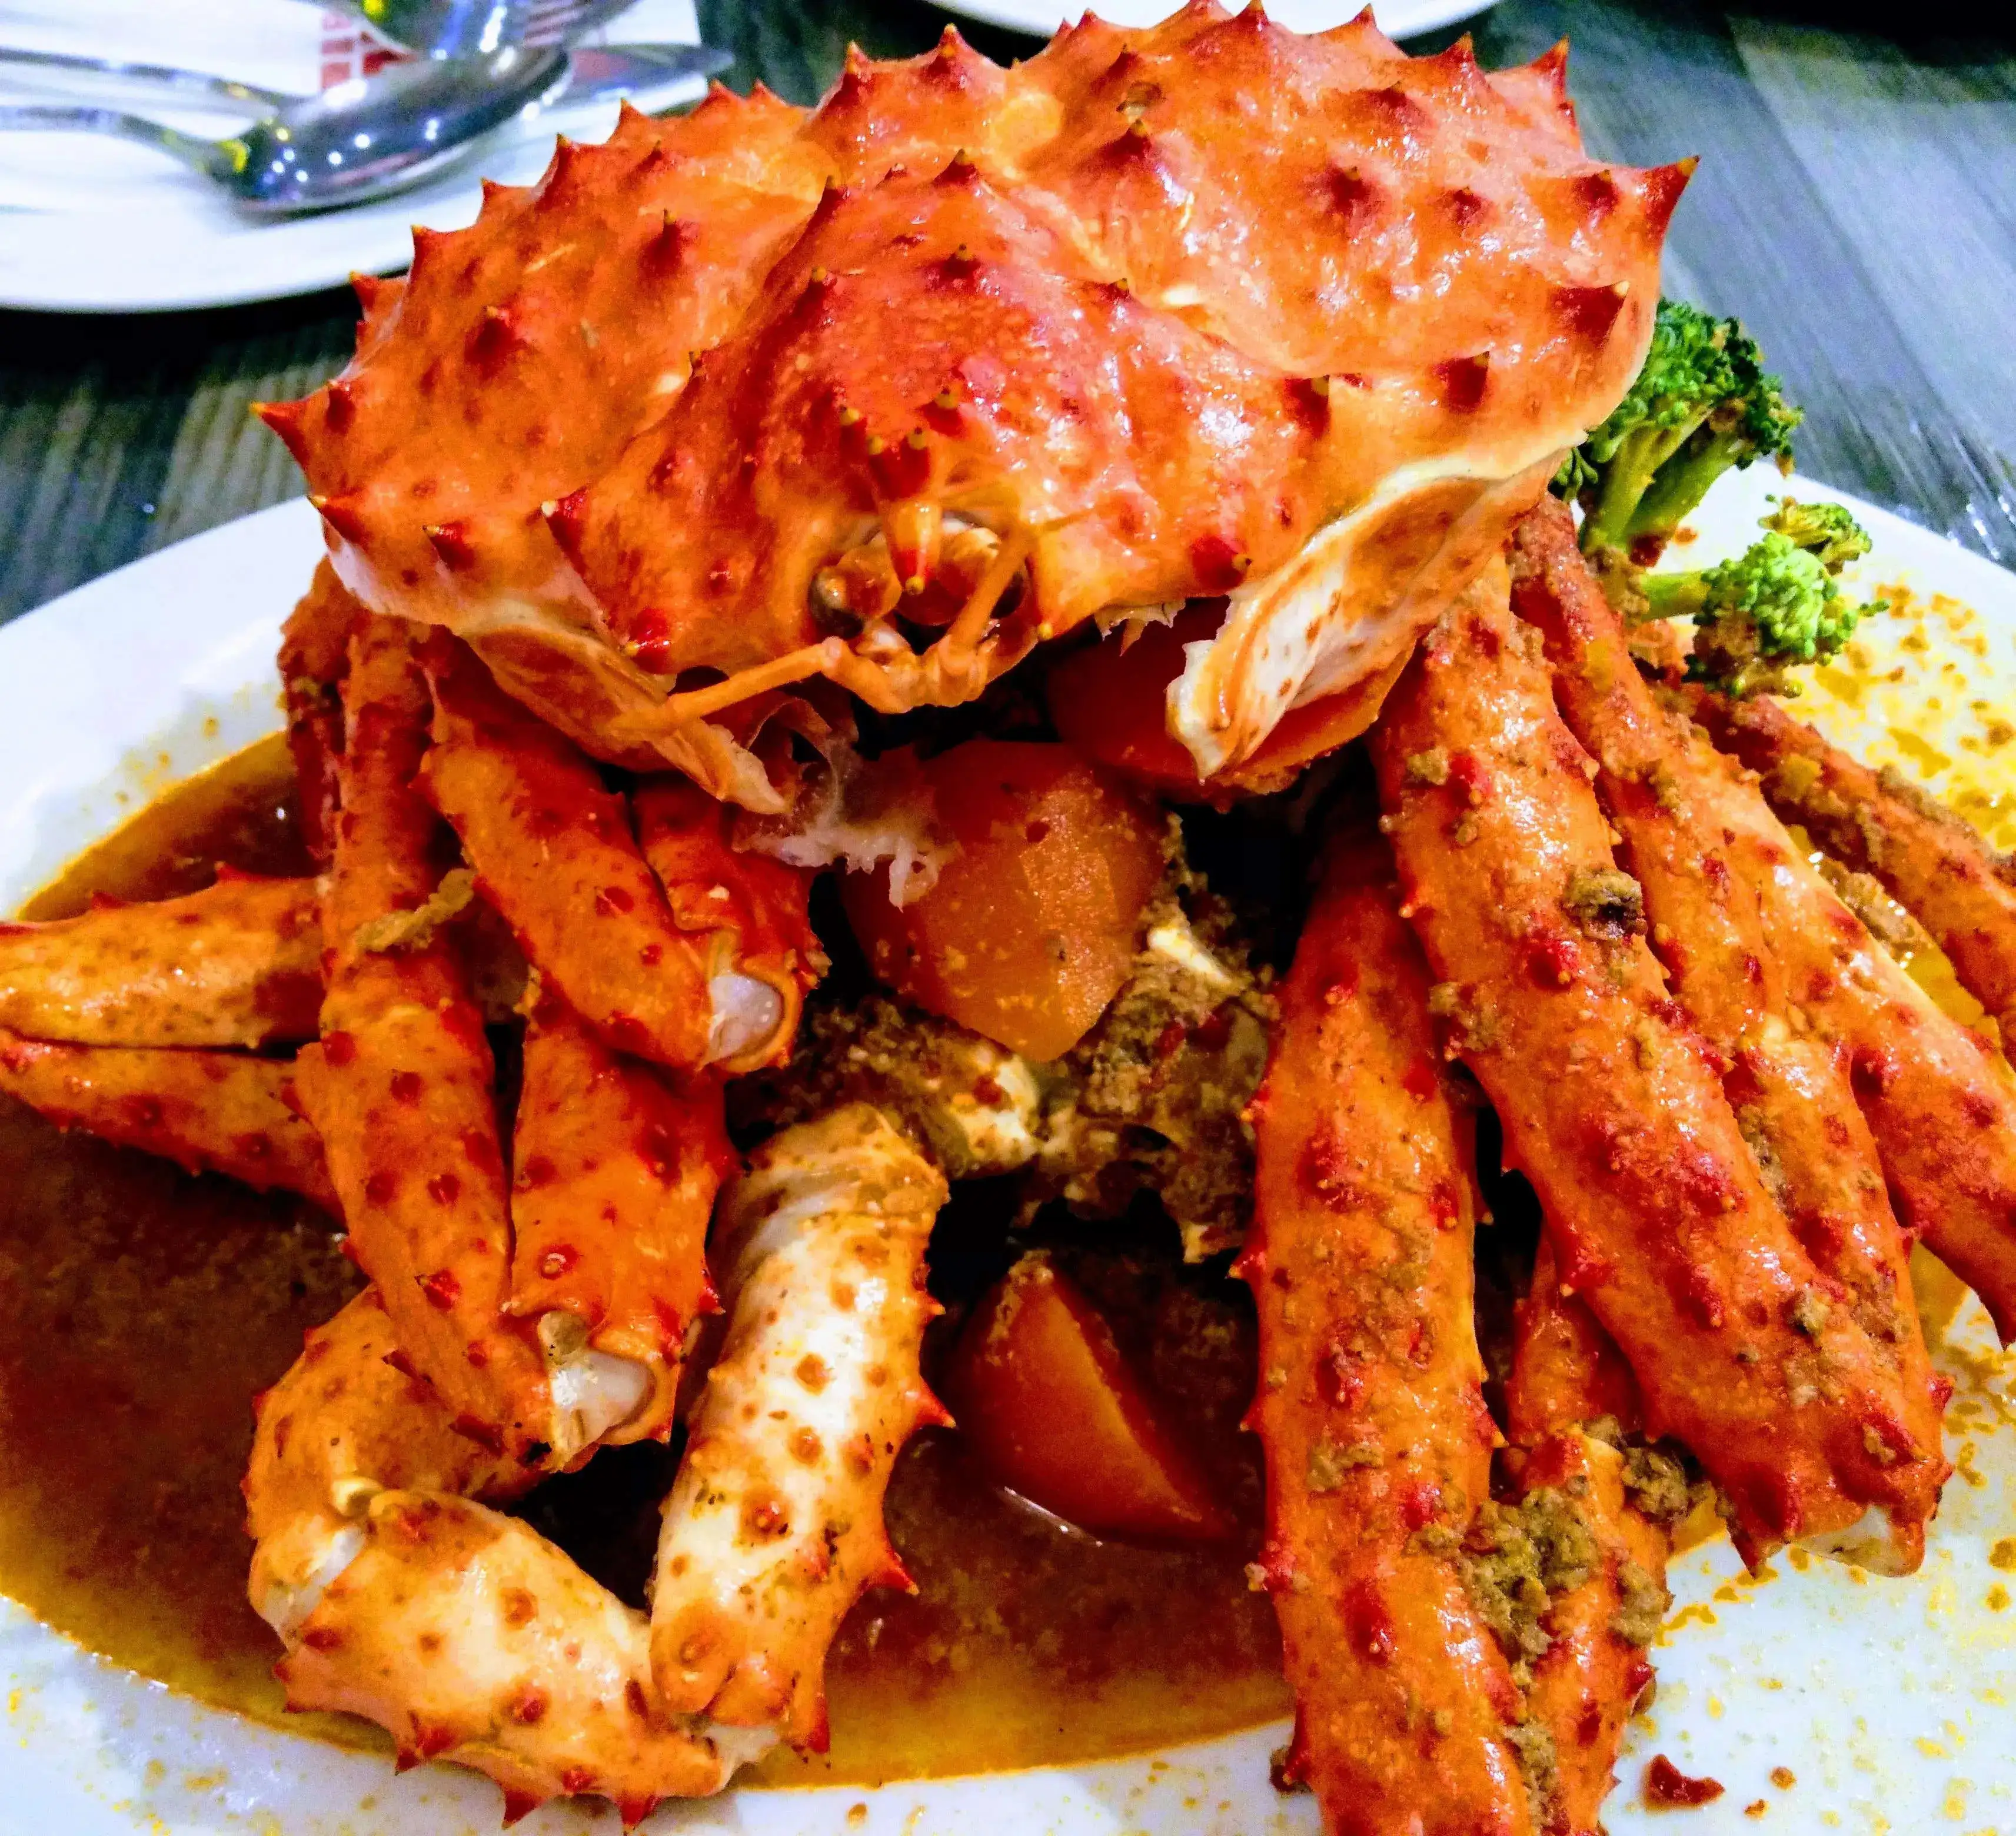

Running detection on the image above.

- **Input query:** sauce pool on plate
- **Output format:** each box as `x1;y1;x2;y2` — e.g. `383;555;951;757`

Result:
0;736;1289;1786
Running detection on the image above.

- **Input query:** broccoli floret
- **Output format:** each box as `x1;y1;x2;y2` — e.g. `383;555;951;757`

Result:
1552;444;1598;501
1559;298;1803;557
1636;529;1875;698
1759;496;1871;574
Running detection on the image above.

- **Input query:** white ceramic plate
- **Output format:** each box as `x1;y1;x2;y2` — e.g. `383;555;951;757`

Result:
0;475;2012;1835
932;0;1494;45
0;0;707;314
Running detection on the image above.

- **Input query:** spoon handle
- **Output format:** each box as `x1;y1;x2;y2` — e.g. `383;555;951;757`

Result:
0;104;228;183
0;48;294;111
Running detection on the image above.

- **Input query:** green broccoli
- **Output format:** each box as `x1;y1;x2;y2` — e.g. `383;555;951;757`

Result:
1558;298;1803;558
1631;501;1885;697
1758;495;1871;574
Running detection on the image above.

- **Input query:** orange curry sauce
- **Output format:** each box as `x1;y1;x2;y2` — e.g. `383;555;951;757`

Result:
0;736;1288;1786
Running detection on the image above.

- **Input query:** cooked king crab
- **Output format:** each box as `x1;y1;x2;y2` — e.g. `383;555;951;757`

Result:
260;5;1681;818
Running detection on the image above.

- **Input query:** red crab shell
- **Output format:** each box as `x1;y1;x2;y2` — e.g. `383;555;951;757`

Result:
262;4;1684;807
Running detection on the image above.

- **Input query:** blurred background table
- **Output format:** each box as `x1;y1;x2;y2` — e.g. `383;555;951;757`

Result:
0;0;2009;623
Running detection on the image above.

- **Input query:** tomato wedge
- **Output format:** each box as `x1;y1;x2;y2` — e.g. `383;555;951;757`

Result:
840;739;1163;1061
943;1253;1233;1543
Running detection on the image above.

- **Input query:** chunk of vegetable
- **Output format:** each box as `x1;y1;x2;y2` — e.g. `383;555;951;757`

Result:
943;1253;1232;1543
840;740;1162;1061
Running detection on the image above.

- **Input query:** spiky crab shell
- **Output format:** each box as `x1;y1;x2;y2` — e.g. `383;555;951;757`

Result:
267;5;1682;801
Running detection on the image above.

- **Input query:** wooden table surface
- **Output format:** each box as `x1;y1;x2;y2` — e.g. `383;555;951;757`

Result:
0;0;2008;626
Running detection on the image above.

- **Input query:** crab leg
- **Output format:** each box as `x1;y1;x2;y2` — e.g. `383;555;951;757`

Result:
1687;734;2016;1344
0;872;322;1048
1241;830;1535;1834
0;1027;334;1208
278;558;360;872
1508;500;1946;1557
507;983;734;1450
651;1105;949;1748
418;639;793;1073
1372;560;1938;1569
245;1290;760;1827
631;774;823;1066
1688;685;2016;1040
1505;1243;1675;1836
294;614;553;1463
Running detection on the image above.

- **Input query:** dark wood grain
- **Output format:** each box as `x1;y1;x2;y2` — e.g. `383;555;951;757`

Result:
0;0;2008;628
0;291;356;618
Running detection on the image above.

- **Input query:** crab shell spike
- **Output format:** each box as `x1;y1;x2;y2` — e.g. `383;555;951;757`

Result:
1531;38;1571;93
350;270;387;314
253;398;310;464
630;142;674;187
1439;351;1492;412
406;223;447;281
1315;5;1380;41
831;42;873;104
865;1547;916;1594
426;523;478;573
1637;157;1698;235
322;378;357;434
1553;281;1631;347
310;492;371;545
467;303;524;371
543;489;590;566
644;214;692;275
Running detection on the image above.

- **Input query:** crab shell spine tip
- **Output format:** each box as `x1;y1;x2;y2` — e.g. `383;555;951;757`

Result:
252;398;309;462
498;1788;544;1825
1639;159;1698;234
310;492;371;546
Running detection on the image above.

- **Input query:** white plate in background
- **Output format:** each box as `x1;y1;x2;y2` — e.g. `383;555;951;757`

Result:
0;474;2010;1833
0;0;708;314
932;0;1494;45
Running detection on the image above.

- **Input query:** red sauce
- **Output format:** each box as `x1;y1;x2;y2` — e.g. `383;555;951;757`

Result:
0;736;1288;1785
1645;1754;1726;1808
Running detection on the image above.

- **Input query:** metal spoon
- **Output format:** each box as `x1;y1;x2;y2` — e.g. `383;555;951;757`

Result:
0;41;731;117
322;0;634;60
0;42;572;214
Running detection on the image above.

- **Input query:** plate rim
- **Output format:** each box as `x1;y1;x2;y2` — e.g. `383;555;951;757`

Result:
927;0;1495;43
